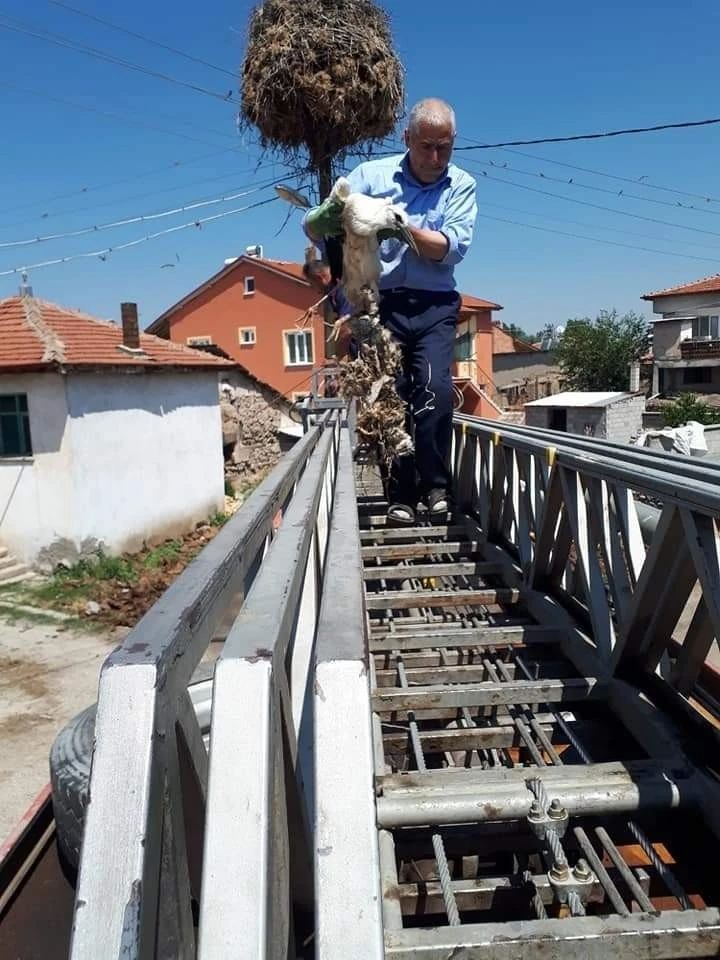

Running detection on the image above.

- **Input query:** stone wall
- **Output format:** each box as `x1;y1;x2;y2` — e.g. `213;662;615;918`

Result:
219;371;297;484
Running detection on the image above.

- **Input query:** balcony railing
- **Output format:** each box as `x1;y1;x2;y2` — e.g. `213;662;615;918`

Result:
680;338;720;360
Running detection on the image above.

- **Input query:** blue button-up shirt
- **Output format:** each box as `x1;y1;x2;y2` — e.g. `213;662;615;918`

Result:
344;152;477;292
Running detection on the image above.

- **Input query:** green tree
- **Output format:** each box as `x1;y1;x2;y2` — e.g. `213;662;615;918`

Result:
504;323;535;344
663;393;720;428
556;310;650;391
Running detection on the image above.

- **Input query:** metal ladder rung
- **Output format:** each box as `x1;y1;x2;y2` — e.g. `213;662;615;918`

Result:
372;676;605;712
361;540;484;560
363;560;503;580
360;525;467;542
365;588;520;610
369;625;564;651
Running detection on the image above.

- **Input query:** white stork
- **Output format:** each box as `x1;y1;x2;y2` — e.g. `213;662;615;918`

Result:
329;177;416;310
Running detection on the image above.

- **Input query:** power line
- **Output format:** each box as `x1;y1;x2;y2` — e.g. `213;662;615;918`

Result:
0;197;279;278
497;146;720;205
0;164;291;235
473;156;720;216
479;199;720;252
471;165;720;241
0;184;279;250
0;14;239;105
0;79;237;150
0;146;236;221
454;115;720;151
47;0;238;79
477;212;720;264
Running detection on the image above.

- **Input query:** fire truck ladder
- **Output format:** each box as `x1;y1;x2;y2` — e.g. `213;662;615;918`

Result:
67;410;720;960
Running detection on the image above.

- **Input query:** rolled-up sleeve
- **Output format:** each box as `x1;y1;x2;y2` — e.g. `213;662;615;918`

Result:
440;173;477;266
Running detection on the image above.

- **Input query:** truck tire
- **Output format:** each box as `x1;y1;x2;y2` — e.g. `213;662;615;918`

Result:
49;703;96;870
49;665;215;871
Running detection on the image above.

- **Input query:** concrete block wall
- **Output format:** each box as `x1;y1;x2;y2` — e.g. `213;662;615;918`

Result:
602;396;645;443
525;396;645;443
566;408;606;438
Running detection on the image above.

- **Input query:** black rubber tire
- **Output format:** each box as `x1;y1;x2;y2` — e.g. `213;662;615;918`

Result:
48;664;215;870
49;703;96;870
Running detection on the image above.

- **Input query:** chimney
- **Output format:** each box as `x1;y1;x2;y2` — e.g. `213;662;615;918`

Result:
19;271;33;298
120;302;140;351
629;360;640;392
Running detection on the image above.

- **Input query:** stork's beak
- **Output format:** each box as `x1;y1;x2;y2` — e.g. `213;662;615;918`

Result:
398;222;418;254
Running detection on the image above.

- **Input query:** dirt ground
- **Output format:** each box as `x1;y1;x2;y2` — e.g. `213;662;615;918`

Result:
64;525;222;628
0;615;128;844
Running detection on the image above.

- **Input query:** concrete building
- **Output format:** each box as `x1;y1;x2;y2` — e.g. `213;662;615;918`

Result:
0;296;232;570
493;351;562;406
642;274;720;397
524;391;645;443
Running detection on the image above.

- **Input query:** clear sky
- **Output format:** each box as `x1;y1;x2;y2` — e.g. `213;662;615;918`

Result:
1;0;719;333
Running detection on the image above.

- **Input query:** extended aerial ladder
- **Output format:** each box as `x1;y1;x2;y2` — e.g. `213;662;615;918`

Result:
3;405;720;959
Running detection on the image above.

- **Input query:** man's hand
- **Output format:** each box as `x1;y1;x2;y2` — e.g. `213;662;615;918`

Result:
406;225;449;262
305;195;345;241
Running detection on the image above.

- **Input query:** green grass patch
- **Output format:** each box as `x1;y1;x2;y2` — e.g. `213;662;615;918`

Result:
142;539;183;569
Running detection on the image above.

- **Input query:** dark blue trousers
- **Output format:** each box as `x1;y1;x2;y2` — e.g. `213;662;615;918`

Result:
379;288;460;507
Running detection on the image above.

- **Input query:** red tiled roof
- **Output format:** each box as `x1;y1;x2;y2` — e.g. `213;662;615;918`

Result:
256;258;307;281
642;274;720;299
0;297;234;372
460;293;503;311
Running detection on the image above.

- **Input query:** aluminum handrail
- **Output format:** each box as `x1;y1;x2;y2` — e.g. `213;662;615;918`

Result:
451;416;720;690
70;414;337;959
454;413;720;484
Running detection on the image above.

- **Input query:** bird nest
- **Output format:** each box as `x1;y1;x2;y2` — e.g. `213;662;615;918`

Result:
336;295;412;465
240;0;404;172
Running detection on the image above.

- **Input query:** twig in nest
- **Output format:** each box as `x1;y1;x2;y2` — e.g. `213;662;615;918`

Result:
240;0;404;184
336;286;412;464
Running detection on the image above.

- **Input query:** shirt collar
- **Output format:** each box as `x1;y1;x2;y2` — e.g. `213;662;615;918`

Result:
398;152;451;190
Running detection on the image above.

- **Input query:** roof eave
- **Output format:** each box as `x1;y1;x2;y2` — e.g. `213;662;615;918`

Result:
149;255;311;333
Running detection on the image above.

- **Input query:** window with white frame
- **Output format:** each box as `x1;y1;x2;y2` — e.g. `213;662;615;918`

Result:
284;330;313;366
244;276;256;296
692;315;720;340
186;335;213;346
238;326;256;346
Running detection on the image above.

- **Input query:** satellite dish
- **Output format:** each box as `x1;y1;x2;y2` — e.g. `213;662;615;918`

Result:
275;184;311;209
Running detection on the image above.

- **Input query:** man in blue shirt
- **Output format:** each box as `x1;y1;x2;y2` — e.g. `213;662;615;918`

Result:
304;97;477;525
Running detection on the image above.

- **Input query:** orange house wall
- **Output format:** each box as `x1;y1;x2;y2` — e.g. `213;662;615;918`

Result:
165;265;500;414
450;309;499;419
164;261;330;399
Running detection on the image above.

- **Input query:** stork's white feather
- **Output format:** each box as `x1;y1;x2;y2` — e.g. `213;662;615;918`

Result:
331;176;410;309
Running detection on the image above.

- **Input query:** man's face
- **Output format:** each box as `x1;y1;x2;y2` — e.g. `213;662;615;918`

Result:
404;120;455;184
309;267;331;293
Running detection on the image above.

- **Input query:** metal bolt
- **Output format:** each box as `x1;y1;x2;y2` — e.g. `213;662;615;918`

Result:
573;858;592;882
547;798;566;820
549;863;570;882
528;799;543;819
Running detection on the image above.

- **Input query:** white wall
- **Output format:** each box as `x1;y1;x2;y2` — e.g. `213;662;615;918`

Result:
652;319;693;360
0;370;224;567
65;371;225;556
0;373;74;565
650;292;720;315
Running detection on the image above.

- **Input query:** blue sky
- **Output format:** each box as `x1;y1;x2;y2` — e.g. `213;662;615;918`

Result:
1;0;720;333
